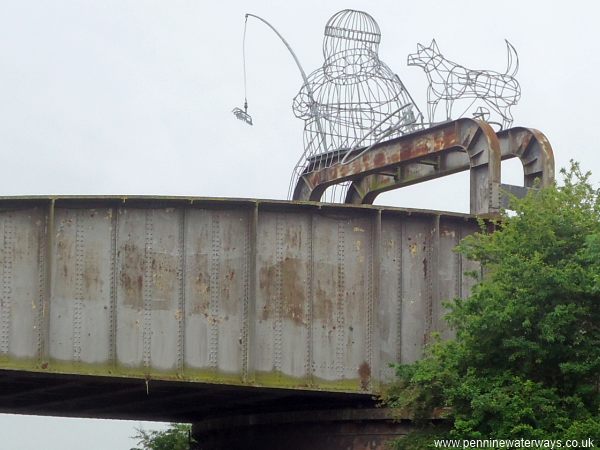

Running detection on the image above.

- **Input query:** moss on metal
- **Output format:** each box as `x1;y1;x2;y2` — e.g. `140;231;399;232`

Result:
0;355;378;394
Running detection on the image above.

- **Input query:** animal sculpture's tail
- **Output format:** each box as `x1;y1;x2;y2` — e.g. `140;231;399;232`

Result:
505;40;519;77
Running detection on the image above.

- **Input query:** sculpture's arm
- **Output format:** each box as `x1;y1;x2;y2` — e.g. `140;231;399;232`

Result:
292;86;312;119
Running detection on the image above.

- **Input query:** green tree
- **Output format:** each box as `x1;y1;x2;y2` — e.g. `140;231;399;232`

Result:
384;162;600;447
130;423;192;450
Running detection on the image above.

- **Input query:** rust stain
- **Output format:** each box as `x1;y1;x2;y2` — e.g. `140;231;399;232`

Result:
358;361;371;390
56;238;71;279
314;283;335;329
190;299;209;316
56;229;104;300
259;258;306;325
151;252;176;310
194;266;210;293
83;253;103;299
259;264;276;321
219;274;237;316
190;251;209;316
173;308;183;321
281;258;305;325
285;228;302;248
373;152;386;168
119;242;143;310
189;249;241;317
409;243;417;255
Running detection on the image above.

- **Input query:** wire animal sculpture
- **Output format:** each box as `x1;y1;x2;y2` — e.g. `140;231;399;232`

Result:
407;39;520;130
290;9;423;201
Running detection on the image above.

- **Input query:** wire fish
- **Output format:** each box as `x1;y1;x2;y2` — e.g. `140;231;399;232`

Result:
232;106;253;125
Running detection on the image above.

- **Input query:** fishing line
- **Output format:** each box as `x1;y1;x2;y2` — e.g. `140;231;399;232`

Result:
232;15;253;125
242;14;249;113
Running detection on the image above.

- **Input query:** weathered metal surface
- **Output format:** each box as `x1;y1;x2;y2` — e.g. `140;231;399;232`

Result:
346;126;555;208
0;197;479;395
292;118;504;215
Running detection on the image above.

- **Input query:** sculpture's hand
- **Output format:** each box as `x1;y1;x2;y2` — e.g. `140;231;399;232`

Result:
292;90;313;119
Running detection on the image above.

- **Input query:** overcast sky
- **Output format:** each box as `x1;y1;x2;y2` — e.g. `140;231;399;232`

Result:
1;0;599;448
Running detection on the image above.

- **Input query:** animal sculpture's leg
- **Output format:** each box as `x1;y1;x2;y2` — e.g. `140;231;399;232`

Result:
484;97;513;130
427;88;439;124
445;100;454;121
502;107;514;130
482;98;505;127
428;101;440;124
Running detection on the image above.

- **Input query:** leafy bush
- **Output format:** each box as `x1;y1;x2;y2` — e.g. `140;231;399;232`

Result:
385;162;600;448
130;423;191;450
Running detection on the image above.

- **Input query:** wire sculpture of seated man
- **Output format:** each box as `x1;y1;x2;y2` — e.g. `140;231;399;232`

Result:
290;9;423;200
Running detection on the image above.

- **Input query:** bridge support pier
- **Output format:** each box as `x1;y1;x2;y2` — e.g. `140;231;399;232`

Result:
192;408;412;450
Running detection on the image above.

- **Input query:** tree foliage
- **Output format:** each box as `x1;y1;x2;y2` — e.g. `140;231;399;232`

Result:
384;162;600;447
130;423;191;450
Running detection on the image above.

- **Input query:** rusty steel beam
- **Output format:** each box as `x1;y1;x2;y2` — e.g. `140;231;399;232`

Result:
344;126;554;211
344;152;470;205
496;127;555;187
292;118;502;215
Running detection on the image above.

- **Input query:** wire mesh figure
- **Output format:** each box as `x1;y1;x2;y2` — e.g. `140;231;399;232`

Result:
289;9;423;201
407;39;521;130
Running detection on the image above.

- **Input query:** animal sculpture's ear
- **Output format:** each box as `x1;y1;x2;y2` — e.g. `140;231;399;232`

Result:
417;43;424;50
431;39;439;51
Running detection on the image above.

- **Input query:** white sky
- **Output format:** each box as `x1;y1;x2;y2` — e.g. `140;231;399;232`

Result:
1;0;599;448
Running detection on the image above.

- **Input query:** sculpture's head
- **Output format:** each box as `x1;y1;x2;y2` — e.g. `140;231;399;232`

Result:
407;40;441;69
323;9;381;60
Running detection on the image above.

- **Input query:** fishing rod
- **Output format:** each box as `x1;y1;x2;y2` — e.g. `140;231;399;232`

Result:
232;13;328;156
